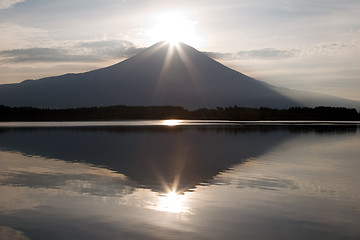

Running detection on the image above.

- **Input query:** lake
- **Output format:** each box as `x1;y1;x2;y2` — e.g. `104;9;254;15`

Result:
0;120;359;240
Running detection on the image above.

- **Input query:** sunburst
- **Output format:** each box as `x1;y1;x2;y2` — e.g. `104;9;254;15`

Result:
146;11;203;47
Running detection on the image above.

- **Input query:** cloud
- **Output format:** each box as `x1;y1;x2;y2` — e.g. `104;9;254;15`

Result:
237;48;295;58
0;48;99;63
203;51;234;60
2;171;136;197
0;0;24;9
78;40;145;58
0;40;144;63
0;226;30;240
0;23;48;50
205;48;296;60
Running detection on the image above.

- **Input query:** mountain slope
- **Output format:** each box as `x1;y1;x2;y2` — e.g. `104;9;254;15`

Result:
0;42;359;109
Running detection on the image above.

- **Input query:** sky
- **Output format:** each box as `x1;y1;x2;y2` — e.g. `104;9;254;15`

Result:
0;0;359;100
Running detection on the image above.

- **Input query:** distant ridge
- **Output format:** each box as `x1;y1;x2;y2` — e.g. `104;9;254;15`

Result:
0;41;359;110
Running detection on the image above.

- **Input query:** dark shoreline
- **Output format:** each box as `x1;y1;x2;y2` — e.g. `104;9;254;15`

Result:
1;105;359;121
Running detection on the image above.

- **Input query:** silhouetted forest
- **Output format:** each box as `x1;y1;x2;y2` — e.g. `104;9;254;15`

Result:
0;105;359;121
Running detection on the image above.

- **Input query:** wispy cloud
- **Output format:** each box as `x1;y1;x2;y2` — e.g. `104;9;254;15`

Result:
205;48;296;60
78;40;145;58
0;48;98;63
0;0;24;9
0;40;144;63
0;23;49;50
237;48;295;58
205;41;359;60
204;51;234;60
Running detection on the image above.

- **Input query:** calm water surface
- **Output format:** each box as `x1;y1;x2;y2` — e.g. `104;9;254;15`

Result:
0;121;359;239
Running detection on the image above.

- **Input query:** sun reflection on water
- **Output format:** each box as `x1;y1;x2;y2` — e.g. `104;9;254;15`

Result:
156;191;189;213
162;120;182;126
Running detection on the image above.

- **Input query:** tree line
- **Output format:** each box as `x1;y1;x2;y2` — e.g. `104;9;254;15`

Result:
0;105;359;121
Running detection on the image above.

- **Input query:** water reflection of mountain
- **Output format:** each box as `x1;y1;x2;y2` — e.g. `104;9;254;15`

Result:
0;125;357;193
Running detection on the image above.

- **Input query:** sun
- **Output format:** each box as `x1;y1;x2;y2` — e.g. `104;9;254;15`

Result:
146;11;203;47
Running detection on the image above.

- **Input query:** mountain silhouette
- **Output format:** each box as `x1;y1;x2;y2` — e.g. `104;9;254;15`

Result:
0;41;359;109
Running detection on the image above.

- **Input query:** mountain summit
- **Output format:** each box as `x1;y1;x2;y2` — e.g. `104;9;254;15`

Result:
0;41;359;109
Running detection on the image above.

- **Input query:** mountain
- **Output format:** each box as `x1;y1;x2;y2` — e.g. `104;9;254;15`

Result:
0;41;359;109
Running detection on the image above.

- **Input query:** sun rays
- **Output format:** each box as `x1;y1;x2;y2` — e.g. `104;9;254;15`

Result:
146;41;207;108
